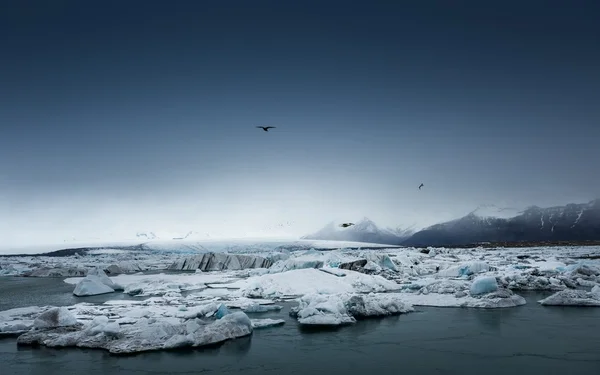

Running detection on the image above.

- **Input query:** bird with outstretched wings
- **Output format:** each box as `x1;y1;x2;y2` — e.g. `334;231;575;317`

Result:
256;126;276;132
339;223;355;228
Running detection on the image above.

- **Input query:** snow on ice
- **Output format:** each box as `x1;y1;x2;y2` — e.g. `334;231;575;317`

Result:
1;240;600;353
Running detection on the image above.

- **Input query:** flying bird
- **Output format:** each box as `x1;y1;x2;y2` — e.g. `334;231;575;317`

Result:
256;126;276;132
339;223;355;228
418;183;424;190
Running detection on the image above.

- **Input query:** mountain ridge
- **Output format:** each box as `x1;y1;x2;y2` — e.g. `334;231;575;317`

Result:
403;199;600;247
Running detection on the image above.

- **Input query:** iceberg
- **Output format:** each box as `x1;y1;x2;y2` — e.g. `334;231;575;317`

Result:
17;311;254;355
470;276;499;296
538;290;600;307
33;307;78;329
251;318;285;329
438;261;490;277
73;277;115;297
292;293;413;326
418;279;469;295
394;289;526;309
215;304;230;319
232;268;401;299
241;304;283;313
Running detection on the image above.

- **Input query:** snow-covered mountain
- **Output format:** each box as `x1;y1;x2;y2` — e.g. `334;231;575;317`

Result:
301;217;414;245
403;199;600;247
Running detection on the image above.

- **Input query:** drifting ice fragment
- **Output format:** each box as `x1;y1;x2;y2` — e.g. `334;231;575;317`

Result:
470;276;499;296
251;319;285;329
538;290;600;306
73;277;115;297
215;304;230;319
242;304;283;313
33;307;78;329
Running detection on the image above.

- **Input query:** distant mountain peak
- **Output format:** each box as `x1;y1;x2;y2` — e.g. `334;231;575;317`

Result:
302;217;410;245
403;199;600;247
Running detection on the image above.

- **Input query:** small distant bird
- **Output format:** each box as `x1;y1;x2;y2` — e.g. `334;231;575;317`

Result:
256;126;276;132
339;223;355;228
418;183;424;190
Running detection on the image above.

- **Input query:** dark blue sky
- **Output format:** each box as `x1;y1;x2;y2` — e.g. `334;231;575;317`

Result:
2;0;599;246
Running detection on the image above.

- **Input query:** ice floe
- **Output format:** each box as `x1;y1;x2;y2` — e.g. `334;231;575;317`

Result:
226;268;401;299
290;293;413;326
538;289;600;307
17;311;254;355
2;241;600;353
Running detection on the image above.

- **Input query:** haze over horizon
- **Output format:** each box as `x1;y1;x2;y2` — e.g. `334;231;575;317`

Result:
2;1;599;249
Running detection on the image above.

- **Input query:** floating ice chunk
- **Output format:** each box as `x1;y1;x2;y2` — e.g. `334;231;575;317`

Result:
215;304;230;319
73;277;115;297
242;304;283;313
293;293;413;326
419;279;469;295
394;290;525;309
33;307;78;329
87;268;123;290
251;318;285;329
438;261;490;277
538;290;600;307
591;285;600;297
564;263;600;277
344;294;413;318
467;291;526;308
234;268;400;299
294;294;356;326
183;312;252;349
362;253;399;272
84;316;121;338
528;260;566;271
0;306;41;335
362;261;382;273
0;321;31;335
470;276;499;296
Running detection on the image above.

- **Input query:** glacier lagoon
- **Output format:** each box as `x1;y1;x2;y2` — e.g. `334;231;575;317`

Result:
1;241;600;374
0;283;599;375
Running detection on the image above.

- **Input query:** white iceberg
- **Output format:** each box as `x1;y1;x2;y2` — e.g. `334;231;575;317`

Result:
73;277;115;297
438;261;490;277
394;289;526;309
292;293;413;326
17;311;254;355
251;318;285;329
538;290;600;307
230;268;401;299
33;307;78;329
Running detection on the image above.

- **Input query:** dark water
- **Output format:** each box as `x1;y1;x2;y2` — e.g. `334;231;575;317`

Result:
0;277;142;311
1;278;600;375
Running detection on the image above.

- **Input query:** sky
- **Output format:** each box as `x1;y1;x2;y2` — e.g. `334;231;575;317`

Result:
1;0;600;247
